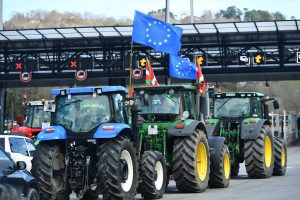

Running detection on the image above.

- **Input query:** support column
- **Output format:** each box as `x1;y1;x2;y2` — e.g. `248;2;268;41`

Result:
0;87;6;134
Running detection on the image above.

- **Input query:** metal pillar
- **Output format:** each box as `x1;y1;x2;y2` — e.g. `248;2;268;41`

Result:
0;87;5;134
190;0;194;23
0;0;3;30
165;0;170;23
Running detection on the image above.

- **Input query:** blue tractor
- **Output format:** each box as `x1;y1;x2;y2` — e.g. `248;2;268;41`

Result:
31;86;138;200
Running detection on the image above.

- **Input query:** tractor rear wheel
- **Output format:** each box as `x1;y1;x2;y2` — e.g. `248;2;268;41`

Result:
244;126;274;178
97;136;138;200
208;143;230;188
231;162;240;177
31;142;70;200
173;129;210;193
273;137;287;176
140;151;167;199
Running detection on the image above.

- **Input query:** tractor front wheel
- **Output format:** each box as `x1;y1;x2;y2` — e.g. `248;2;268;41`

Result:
97;136;138;200
140;151;167;199
208;143;230;188
273;137;287;176
173;129;210;193
244;126;274;178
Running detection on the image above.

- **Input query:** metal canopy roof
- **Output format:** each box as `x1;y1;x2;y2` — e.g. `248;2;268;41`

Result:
0;20;299;41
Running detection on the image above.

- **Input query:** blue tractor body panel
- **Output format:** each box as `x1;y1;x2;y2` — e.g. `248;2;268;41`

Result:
93;123;132;138
37;125;67;141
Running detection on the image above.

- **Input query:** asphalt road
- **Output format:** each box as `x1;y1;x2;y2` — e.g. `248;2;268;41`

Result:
71;142;300;200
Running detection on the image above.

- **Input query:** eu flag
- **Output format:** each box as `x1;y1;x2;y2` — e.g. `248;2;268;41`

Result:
169;55;197;80
132;10;183;56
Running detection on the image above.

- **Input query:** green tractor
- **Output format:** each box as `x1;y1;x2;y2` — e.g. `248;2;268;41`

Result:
206;92;287;178
134;85;231;198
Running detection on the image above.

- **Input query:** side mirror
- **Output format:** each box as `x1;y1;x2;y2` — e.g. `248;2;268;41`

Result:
143;94;149;106
44;101;56;112
16;161;26;170
273;100;279;109
208;88;215;98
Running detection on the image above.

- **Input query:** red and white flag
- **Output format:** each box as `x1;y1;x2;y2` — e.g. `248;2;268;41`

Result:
145;58;159;86
196;57;206;95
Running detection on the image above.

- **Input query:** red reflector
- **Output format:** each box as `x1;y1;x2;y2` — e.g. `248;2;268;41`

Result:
175;123;185;129
46;128;54;133
102;126;114;130
249;120;257;124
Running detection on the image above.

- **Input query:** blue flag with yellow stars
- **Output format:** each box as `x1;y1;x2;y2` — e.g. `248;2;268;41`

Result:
132;10;183;56
169;55;197;80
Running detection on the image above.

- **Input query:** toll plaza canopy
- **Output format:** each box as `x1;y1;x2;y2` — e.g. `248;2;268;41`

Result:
0;20;300;86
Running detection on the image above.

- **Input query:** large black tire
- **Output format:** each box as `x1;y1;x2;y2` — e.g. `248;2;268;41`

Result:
244;126;274;178
208;143;230;188
27;188;39;200
97;136;138;200
230;162;240;177
273;137;287;176
173;129;210;193
31;142;70;200
140;151;167;199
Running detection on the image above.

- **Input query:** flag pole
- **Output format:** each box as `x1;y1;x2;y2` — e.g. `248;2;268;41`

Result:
129;41;134;96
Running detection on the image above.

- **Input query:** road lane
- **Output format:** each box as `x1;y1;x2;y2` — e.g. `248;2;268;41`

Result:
70;142;300;200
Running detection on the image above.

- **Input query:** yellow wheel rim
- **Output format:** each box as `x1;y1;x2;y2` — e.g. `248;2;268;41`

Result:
264;136;272;168
281;147;286;167
196;142;208;181
223;152;230;179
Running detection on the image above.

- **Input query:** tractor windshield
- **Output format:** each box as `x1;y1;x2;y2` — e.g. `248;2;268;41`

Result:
214;98;250;118
138;93;181;115
55;94;111;132
24;106;51;128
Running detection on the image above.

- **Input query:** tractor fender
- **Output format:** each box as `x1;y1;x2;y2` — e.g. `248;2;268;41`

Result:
168;120;207;137
240;119;267;140
208;136;227;170
206;124;221;137
37;125;66;141
93;123;132;139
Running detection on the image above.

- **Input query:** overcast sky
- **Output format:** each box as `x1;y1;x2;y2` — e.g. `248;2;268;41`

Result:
3;0;300;21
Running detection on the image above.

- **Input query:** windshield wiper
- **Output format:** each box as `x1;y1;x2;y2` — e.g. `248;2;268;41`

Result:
163;94;176;103
217;98;231;111
57;99;82;111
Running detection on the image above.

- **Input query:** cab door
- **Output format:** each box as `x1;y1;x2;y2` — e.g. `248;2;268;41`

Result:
8;137;33;171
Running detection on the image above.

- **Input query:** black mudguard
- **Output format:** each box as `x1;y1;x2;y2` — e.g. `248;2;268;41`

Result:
240;119;267;140
206;124;220;137
208;136;226;168
168;120;207;137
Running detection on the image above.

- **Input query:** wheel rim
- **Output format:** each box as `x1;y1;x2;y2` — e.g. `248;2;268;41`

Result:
281;146;286;167
223;152;230;179
120;150;133;192
196;142;208;181
154;161;164;190
264;136;272;168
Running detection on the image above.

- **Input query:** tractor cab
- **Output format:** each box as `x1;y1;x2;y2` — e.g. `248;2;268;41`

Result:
43;86;129;138
212;92;279;121
135;85;198;122
11;100;52;139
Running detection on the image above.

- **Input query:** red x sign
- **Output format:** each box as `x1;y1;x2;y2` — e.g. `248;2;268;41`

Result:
16;62;22;70
70;60;77;68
